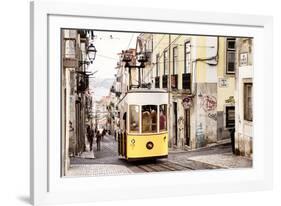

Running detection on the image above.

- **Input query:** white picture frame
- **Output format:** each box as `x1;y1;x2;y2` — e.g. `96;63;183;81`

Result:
30;0;273;205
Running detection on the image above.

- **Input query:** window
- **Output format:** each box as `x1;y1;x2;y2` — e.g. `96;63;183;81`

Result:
142;105;157;133
156;54;159;77
226;38;236;74
173;47;178;74
159;104;167;131
64;29;77;38
184;41;191;73
64;39;76;58
162;75;168;89
155;76;160;88
244;83;253;121
129;105;139;133
226;106;235;128
163;50;168;75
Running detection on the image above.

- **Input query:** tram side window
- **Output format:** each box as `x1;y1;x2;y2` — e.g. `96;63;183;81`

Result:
159;104;167;131
142;105;157;133
129;105;139;133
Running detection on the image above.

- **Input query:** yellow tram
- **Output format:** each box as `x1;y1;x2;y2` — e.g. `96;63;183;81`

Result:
117;89;168;160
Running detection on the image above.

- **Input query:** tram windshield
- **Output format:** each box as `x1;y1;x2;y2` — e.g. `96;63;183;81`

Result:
159;104;167;131
129;105;139;133
142;105;157;133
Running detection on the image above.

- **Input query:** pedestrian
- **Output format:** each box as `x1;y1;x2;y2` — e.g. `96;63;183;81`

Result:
86;125;94;151
96;130;101;151
94;127;98;139
159;109;166;131
102;127;106;141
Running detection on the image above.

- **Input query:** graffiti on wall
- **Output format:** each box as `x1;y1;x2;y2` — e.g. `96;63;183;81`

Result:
178;116;184;145
178;116;184;132
200;95;217;112
208;113;217;121
177;116;184;126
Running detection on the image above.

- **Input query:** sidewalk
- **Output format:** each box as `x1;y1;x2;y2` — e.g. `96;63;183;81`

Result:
66;164;133;177
188;152;252;168
70;134;123;165
79;142;95;159
73;134;117;161
168;139;231;154
67;134;133;177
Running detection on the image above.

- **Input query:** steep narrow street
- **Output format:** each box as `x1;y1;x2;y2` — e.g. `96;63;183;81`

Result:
67;134;252;177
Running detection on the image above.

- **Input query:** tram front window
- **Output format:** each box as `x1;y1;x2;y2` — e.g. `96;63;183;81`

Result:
142;105;157;133
129;105;139;133
160;104;167;131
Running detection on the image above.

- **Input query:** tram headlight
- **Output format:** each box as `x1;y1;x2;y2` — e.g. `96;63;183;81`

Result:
131;139;135;144
146;141;154;150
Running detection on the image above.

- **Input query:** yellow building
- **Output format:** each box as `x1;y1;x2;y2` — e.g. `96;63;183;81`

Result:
136;33;237;150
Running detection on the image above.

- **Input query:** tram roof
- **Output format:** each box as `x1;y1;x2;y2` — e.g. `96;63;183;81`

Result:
117;88;168;106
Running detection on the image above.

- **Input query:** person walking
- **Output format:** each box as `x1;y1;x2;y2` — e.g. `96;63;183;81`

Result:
86;125;94;151
102;127;106;141
159;109;166;131
96;130;101;151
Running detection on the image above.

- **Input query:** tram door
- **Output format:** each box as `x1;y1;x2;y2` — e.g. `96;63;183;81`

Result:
173;102;178;146
184;109;190;146
123;112;127;157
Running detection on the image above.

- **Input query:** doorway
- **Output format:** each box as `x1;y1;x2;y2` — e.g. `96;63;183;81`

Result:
184;109;190;146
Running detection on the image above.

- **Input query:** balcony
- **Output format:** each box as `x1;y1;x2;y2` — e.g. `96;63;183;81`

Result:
171;74;178;90
162;75;168;89
63;59;78;68
155;76;160;88
182;73;191;91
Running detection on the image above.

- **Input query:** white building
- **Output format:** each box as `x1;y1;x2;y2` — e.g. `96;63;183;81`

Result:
235;38;253;157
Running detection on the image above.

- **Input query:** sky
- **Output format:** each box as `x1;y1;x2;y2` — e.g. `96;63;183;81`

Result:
87;31;139;101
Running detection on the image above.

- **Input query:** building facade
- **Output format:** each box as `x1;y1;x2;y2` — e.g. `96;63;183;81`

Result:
61;29;93;174
235;38;253;157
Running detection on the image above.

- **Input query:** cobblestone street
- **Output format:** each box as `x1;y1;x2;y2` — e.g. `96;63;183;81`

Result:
66;134;252;177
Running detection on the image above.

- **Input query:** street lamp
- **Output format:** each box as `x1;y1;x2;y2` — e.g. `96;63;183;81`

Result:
77;42;97;93
87;43;97;63
79;43;97;66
